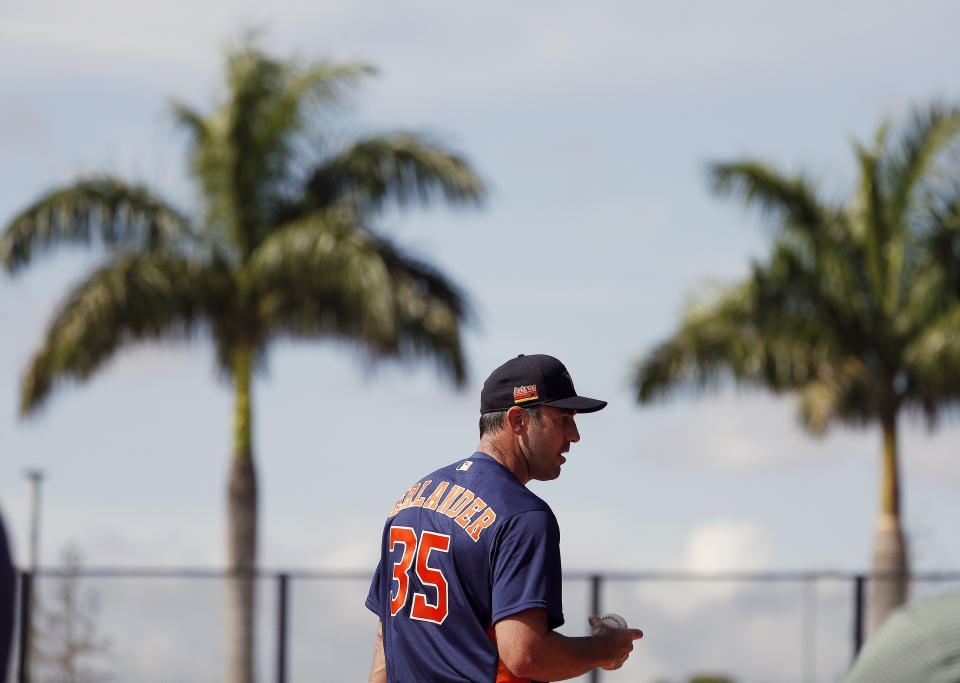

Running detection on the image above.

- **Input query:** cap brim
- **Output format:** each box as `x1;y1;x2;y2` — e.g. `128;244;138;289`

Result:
542;396;607;413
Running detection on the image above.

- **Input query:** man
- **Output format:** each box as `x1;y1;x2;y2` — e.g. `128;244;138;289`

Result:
366;354;644;682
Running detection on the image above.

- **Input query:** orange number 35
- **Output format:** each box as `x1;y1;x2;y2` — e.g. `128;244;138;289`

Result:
389;526;451;624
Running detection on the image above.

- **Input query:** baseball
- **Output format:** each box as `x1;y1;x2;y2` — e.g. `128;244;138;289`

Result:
601;613;628;628
597;613;628;630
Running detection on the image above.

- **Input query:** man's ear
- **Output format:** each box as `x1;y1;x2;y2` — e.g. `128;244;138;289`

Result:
505;406;526;434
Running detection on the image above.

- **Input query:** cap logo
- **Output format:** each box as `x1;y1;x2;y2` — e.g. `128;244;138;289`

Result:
563;372;575;390
513;384;539;403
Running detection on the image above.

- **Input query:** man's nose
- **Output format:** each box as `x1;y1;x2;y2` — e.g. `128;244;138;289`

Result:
568;421;580;442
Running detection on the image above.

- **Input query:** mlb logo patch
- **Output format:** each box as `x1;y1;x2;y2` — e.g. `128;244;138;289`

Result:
513;384;539;403
456;461;473;472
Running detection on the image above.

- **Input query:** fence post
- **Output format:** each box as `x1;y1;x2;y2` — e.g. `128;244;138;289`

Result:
17;570;32;683
802;575;817;683
852;574;865;660
276;573;289;683
589;574;602;683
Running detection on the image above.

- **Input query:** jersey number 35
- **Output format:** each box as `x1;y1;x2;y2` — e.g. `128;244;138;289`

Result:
389;526;451;624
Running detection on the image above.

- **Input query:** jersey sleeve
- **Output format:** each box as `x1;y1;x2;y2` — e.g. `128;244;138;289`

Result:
365;561;384;617
490;510;564;629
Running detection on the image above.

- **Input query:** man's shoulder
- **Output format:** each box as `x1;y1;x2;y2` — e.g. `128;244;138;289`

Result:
445;453;551;511
386;453;552;524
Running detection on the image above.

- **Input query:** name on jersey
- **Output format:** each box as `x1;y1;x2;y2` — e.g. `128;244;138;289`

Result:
388;480;497;542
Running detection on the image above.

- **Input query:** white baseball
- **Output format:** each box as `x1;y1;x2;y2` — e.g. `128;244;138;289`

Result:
595;613;634;670
602;613;628;628
596;613;628;631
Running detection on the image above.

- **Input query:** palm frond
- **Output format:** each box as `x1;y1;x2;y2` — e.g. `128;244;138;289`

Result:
798;379;838;434
751;238;874;355
217;45;374;252
247;215;398;342
852;141;897;315
0;177;192;273
372;233;471;386
923;190;960;298
633;282;818;403
225;49;281;252
269;61;376;125
170;100;234;245
389;271;468;386
247;214;469;385
256;61;375;178
635;272;882;434
21;254;232;414
253;61;378;229
376;234;472;321
709;161;835;244
303;134;486;215
896;244;954;340
797;357;879;433
170;99;211;149
902;303;960;407
885;103;960;229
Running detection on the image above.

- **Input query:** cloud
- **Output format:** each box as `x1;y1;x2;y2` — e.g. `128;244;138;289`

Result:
310;536;376;570
683;519;771;572
6;0;955;112
636;519;771;618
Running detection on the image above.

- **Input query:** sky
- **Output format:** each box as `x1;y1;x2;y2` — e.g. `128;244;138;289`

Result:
2;1;960;681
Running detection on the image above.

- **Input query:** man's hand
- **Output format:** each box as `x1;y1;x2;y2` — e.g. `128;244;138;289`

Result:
496;608;643;680
587;615;643;671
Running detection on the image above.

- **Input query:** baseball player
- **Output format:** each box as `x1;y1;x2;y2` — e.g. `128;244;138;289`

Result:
366;354;643;682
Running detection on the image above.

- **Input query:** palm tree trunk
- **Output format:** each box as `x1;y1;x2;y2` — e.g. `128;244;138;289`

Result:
870;412;908;633
226;344;258;683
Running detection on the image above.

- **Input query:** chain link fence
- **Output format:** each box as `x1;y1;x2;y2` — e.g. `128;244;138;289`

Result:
9;568;960;683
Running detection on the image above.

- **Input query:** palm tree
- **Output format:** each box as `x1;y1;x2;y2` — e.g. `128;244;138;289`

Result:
0;40;485;682
632;103;960;631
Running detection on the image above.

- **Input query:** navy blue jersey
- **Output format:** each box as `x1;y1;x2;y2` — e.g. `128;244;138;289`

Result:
366;452;564;683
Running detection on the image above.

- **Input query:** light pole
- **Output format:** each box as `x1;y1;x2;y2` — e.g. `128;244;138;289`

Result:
20;468;44;683
24;469;44;571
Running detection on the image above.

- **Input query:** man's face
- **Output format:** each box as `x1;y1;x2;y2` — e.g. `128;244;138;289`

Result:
522;405;580;481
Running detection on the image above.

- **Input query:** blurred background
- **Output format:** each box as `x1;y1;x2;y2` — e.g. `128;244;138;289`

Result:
2;1;959;681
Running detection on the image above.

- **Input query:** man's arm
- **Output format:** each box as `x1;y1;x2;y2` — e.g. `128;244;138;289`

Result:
494;608;643;681
368;620;386;683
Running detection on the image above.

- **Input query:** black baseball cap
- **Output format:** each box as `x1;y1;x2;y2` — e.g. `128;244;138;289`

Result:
480;354;607;414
